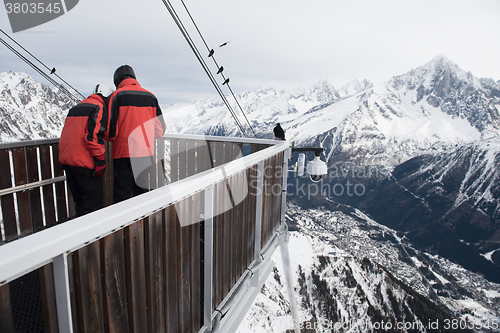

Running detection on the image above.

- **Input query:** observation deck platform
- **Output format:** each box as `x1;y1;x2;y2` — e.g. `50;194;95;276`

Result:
0;134;296;333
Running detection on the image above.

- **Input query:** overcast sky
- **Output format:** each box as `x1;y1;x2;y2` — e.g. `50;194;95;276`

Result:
1;0;499;105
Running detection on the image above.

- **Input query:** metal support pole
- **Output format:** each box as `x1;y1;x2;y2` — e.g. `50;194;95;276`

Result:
280;147;300;333
254;161;265;263
204;185;215;332
53;253;73;333
279;230;300;333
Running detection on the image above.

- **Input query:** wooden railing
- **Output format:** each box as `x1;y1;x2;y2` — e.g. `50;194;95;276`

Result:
0;134;290;333
0;135;273;244
0;139;68;243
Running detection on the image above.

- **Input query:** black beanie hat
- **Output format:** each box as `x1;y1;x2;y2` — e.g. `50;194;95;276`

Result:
113;65;136;87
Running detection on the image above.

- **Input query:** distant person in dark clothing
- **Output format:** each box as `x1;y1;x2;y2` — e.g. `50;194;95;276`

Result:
274;123;285;140
106;65;166;203
59;84;113;216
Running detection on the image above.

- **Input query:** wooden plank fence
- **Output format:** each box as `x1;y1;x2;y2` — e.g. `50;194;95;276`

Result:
0;140;70;244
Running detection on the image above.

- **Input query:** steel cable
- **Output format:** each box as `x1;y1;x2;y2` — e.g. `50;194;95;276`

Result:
0;29;85;101
0;36;82;104
179;0;258;138
160;0;252;137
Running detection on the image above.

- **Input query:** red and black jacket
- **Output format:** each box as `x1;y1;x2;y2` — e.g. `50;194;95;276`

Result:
58;94;108;169
106;78;166;159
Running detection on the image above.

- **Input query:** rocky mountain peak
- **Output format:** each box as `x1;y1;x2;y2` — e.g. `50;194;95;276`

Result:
386;56;500;135
0;71;73;142
389;55;466;92
339;78;373;98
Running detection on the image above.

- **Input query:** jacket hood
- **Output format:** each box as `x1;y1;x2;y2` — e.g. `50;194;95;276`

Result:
87;93;106;104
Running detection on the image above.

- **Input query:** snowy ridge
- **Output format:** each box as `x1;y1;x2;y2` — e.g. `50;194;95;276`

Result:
163;56;499;166
3;55;498;162
411;137;500;218
338;78;372;98
238;204;500;332
163;79;342;138
0;71;73;142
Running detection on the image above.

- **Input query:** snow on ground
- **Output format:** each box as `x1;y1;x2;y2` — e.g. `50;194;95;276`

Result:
482;248;500;263
237;231;336;333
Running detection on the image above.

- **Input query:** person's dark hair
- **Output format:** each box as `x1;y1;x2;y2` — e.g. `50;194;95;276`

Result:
113;65;136;87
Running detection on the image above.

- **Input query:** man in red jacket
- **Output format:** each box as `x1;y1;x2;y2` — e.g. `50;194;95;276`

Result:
59;84;113;216
107;65;166;203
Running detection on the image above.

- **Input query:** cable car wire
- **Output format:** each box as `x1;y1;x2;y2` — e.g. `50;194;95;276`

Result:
178;0;258;138
160;0;248;137
160;0;254;138
0;34;82;104
0;29;85;101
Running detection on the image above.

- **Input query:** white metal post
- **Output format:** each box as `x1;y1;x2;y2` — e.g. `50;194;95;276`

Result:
204;185;214;332
53;252;73;333
279;147;301;333
279;233;300;333
254;161;265;264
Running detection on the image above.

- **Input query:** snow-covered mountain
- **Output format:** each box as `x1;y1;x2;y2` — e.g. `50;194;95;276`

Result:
3;55;498;165
0;71;73;142
335;137;500;283
163;55;500;166
238;203;500;332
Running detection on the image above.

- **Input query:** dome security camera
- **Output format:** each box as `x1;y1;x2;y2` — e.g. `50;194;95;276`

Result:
306;156;328;183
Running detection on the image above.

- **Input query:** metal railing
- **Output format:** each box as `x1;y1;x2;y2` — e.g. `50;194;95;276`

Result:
0;134;292;333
